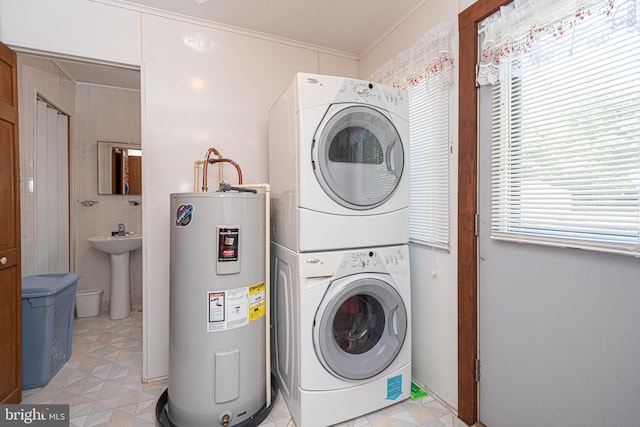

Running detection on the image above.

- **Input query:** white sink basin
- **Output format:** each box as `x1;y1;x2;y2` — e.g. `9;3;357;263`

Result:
88;233;142;320
88;234;142;255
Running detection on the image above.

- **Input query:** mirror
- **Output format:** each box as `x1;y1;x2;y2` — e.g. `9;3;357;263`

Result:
98;141;142;195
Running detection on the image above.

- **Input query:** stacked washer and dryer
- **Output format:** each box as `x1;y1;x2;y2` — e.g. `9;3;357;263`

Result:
268;73;411;427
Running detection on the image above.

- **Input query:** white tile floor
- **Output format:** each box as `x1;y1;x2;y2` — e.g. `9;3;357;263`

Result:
21;312;470;427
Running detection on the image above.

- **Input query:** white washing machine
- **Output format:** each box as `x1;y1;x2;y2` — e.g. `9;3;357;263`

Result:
268;72;409;252
271;242;412;427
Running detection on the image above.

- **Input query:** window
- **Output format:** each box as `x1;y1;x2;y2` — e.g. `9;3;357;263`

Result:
408;78;451;251
480;0;640;256
371;22;455;252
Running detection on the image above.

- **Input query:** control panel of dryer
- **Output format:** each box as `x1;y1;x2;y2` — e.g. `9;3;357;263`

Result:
334;78;406;110
339;80;405;106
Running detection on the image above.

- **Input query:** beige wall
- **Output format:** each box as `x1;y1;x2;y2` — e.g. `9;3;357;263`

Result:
17;55;143;312
75;84;142;312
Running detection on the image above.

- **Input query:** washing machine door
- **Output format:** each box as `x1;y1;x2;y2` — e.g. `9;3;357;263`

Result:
312;104;404;210
313;273;407;380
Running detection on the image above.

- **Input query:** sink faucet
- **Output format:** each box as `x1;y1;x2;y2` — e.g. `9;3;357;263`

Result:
117;223;126;236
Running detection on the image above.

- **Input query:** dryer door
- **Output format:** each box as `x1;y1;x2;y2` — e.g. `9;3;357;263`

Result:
312;104;404;210
313;273;407;380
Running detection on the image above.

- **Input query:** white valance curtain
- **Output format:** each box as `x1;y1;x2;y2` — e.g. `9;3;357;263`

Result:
477;0;640;85
370;22;455;90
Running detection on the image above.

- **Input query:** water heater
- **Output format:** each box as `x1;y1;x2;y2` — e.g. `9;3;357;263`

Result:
167;191;267;427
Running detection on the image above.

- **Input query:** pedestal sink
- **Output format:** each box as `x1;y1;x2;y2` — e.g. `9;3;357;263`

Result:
88;234;142;320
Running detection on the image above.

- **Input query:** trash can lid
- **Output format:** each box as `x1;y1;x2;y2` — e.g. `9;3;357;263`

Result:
22;273;80;298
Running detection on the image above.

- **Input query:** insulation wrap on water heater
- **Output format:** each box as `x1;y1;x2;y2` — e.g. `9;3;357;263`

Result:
168;192;266;427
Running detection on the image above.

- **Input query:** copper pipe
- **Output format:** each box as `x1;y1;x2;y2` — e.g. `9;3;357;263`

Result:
209;158;243;184
202;147;222;192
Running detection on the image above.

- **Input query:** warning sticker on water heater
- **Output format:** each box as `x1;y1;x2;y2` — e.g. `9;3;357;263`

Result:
208;292;225;322
248;282;266;322
207;282;265;332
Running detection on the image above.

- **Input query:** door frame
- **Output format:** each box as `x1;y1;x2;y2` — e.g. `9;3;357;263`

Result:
457;0;513;425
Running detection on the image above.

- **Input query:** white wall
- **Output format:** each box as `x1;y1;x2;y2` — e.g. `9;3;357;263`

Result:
140;12;357;379
358;0;476;411
2;0;479;408
460;0;477;12
1;0;359;382
0;0;357;380
0;0;140;66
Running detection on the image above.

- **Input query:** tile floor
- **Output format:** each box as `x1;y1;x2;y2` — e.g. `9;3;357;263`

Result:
21;312;470;427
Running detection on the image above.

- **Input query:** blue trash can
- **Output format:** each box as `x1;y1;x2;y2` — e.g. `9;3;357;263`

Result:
21;273;79;390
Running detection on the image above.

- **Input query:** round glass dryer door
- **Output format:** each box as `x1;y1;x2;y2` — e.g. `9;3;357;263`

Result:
312;105;404;210
313;275;407;380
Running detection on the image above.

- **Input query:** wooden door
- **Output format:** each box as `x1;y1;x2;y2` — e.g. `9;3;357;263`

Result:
0;41;22;403
128;155;142;194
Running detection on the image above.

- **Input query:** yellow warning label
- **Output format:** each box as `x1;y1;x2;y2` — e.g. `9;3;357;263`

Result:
248;282;266;322
249;282;265;294
249;303;266;321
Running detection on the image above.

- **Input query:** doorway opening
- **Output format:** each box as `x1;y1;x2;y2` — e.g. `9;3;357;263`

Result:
16;51;142;319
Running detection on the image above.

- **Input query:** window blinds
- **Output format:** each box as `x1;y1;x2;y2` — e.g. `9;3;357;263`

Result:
488;0;640;256
370;22;454;251
409;78;450;251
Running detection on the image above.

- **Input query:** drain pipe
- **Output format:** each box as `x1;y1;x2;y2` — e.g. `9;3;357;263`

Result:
234;183;271;408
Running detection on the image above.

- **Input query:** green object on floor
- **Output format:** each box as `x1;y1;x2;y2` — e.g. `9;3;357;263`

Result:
411;382;428;400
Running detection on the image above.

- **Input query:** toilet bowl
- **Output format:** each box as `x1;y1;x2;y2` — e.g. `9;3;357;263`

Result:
76;288;103;318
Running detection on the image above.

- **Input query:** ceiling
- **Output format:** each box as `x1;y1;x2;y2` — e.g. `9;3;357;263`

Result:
120;0;425;55
54;59;142;90
54;0;425;90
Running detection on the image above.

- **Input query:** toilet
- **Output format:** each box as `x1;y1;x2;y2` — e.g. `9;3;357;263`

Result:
75;288;103;318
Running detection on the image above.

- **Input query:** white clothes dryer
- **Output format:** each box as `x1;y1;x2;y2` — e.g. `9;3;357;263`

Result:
271;242;412;427
269;72;409;252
